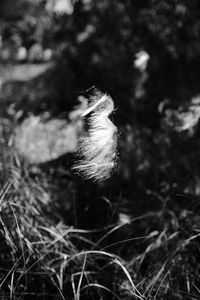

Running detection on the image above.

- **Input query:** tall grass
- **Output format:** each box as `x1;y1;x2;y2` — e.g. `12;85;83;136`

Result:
0;116;144;299
1;100;200;299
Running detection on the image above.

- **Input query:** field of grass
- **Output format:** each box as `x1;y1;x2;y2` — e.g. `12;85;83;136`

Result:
1;63;200;300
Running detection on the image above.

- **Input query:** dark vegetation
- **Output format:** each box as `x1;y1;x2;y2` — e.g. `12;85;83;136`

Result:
1;0;200;299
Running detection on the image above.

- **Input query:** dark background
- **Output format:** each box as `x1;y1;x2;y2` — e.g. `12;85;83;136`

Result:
1;1;200;299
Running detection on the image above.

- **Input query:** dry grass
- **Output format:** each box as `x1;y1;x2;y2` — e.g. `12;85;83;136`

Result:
1;113;200;300
0;116;144;299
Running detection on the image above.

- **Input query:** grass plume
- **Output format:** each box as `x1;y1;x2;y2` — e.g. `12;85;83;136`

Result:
72;88;118;182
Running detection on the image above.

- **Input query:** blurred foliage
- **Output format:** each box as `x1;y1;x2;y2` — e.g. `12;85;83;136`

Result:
1;0;200;192
1;0;200;114
47;0;200;120
1;0;200;194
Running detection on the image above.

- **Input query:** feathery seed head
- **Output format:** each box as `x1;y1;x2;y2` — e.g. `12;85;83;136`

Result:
72;88;118;182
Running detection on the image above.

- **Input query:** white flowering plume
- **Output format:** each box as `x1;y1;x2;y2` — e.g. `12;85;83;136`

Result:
72;88;118;182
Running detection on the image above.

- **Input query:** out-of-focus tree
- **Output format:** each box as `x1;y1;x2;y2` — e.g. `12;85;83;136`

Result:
0;0;52;59
43;0;200;124
1;0;200;119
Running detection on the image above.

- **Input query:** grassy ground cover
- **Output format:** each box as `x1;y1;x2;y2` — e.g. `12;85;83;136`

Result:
1;63;200;299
